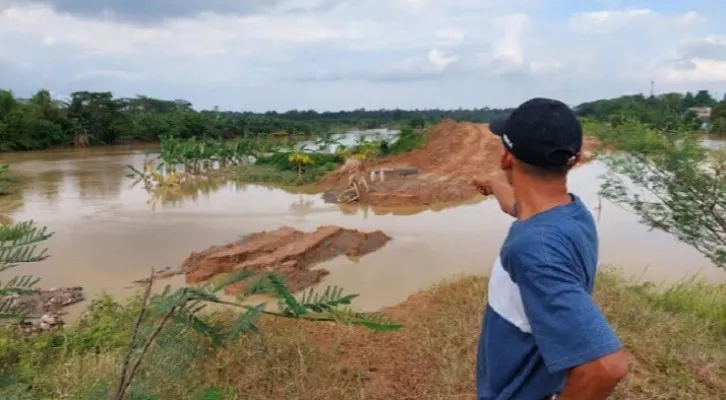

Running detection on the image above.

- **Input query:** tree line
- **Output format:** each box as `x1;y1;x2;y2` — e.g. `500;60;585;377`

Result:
0;89;514;152
1;87;724;153
575;89;726;133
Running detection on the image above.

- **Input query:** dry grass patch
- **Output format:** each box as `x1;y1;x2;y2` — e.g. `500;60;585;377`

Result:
4;269;726;399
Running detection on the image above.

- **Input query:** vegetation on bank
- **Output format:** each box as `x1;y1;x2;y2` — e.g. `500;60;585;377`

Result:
2;86;723;153
0;88;506;152
596;121;726;269
128;126;427;190
0;269;724;399
229;126;427;185
577;89;726;133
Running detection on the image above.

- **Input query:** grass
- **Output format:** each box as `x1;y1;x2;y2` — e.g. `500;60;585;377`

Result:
227;128;428;187
228;164;337;186
227;151;344;186
1;269;725;399
380;127;427;156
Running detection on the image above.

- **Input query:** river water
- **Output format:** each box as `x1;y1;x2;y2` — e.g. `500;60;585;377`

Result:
0;139;724;319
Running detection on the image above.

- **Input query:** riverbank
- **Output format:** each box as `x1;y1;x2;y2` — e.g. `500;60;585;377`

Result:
0;134;317;156
1;268;724;399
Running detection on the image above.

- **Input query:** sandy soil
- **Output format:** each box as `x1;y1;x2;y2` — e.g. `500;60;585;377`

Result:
321;120;600;207
181;226;391;294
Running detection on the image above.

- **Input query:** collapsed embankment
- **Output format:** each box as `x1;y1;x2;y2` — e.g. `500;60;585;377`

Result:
321;120;599;208
2;286;85;336
181;225;391;294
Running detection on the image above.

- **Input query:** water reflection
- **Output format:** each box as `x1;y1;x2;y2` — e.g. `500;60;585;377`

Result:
300;129;400;153
289;195;316;218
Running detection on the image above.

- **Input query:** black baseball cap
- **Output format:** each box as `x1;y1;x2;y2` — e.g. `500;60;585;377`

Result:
489;97;583;168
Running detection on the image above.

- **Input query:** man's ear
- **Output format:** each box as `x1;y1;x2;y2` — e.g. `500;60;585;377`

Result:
567;153;581;167
500;149;514;170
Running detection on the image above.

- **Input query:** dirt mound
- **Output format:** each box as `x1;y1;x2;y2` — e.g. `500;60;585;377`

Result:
181;226;391;295
322;120;599;208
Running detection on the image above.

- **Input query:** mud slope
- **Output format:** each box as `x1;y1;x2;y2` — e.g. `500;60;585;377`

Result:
322;120;599;208
182;226;391;295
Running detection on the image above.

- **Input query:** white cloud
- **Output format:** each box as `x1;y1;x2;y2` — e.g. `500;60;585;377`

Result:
428;49;458;71
490;14;527;67
435;29;464;45
569;8;653;32
0;1;723;111
654;35;726;84
659;59;726;84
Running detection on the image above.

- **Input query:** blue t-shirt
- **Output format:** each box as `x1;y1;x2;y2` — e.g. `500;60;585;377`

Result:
476;194;622;400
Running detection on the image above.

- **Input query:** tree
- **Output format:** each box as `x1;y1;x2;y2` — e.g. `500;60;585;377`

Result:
597;121;726;269
0;86;516;153
0;221;53;319
711;102;726;135
288;149;314;175
410;114;425;129
693;90;716;107
682;92;697;108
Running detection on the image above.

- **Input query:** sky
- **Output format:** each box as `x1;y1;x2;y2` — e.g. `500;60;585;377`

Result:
0;0;724;111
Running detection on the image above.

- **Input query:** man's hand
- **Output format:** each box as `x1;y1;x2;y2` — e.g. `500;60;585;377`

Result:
471;174;517;217
471;177;495;196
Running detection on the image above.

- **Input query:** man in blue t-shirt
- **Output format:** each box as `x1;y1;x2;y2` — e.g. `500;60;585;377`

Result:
471;98;628;400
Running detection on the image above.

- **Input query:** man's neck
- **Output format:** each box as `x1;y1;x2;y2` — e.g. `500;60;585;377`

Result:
513;179;572;221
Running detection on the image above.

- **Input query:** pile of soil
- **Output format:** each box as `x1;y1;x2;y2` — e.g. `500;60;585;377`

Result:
181;225;391;295
321;120;600;207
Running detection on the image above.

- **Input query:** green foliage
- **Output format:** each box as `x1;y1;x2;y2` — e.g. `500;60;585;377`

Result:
598;121;726;269
382;127;426;156
0;267;400;398
256;150;343;171
0;220;53;319
239;149;345;184
193;387;234;400
409;114;426;129
633;276;726;333
711;102;726;135
575;90;722;133
0;88;514;152
0;165;16;195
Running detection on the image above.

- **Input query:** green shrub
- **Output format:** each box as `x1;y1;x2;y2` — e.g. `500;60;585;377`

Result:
384;128;425;155
255;151;344;172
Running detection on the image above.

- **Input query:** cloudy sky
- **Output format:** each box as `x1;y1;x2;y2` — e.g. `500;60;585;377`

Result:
0;0;724;111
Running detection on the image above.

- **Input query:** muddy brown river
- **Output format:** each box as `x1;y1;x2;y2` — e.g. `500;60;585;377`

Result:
1;144;724;320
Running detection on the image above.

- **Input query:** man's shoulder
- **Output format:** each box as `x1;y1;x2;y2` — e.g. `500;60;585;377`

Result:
507;220;574;252
513;201;596;245
504;217;596;277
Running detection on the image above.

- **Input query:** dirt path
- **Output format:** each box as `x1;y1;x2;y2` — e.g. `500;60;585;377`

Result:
322;120;599;208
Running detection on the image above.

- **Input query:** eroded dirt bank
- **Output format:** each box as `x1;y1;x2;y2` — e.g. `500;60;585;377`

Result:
182;226;391;295
322;120;599;207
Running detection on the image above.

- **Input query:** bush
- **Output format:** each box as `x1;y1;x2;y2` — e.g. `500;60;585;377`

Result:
255;151;344;172
598;120;726;269
384;127;425;155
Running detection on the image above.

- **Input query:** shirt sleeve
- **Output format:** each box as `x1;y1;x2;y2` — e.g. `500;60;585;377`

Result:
511;232;623;374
